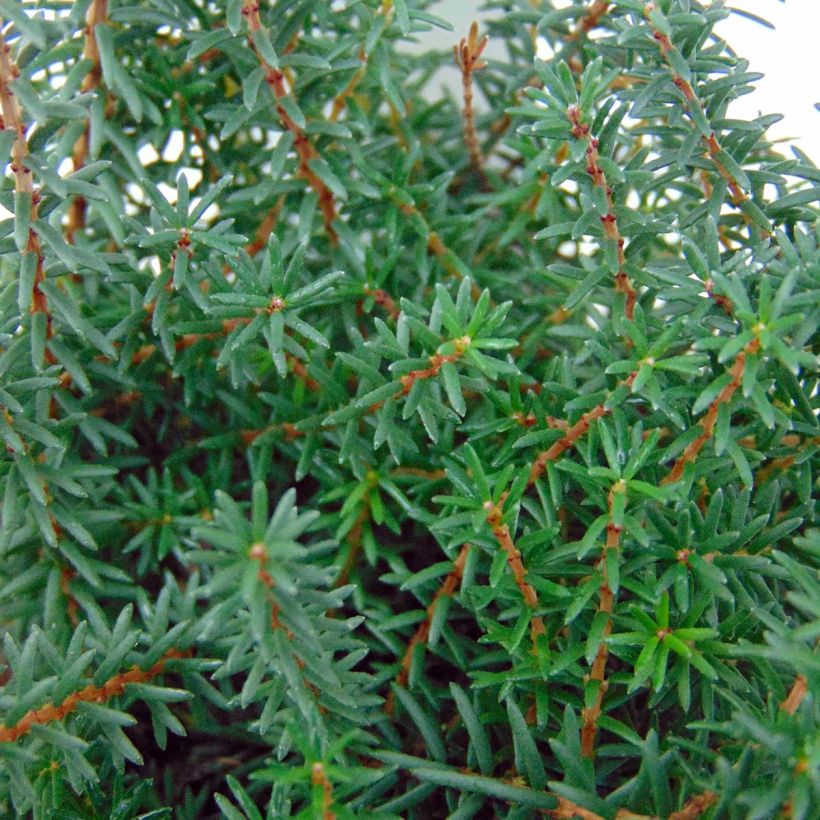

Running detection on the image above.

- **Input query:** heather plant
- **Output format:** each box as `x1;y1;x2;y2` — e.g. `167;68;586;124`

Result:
0;0;818;817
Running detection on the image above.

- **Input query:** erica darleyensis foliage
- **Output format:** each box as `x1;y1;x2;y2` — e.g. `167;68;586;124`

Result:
0;0;818;817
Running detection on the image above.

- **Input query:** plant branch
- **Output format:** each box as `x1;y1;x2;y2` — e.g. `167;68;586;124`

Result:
241;0;338;243
643;2;767;234
567;105;637;319
310;762;336;820
386;544;470;714
780;673;808;715
0;649;186;743
485;501;547;642
66;0;109;243
454;22;489;171
330;1;395;122
569;1;611;41
0;27;49;330
529;372;638;485
661;340;759;485
580;479;625;757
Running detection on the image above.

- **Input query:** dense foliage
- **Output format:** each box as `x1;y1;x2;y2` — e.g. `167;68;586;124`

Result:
1;0;818;817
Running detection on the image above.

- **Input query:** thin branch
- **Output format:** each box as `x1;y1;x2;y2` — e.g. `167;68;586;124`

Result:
454;22;489;170
780;673;808;715
0;27;49;330
0;649;187;743
389;190;468;284
59;566;79;626
661;340;759;485
544;788;716;819
244;194;286;257
66;0;109;243
241;1;338;243
643;2;767;234
580;478;626;757
488;0;614;145
668;791;718;820
397;337;471;397
568;1;611;41
485;501;547;642
362;284;399;320
238;422;302;445
567;105;637;320
528;372;638;485
310;762;336;820
386;544;470;714
324;334;473;427
329;1;395;122
333;502;370;589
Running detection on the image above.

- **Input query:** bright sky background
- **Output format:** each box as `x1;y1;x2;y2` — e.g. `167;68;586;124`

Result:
431;0;819;162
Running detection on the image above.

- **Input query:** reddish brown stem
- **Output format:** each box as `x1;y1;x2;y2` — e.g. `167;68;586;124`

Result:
330;335;472;425
643;2;765;234
780;673;808;715
241;1;338;243
330;2;395;122
390;466;447;480
244;195;285;256
390;191;468;283
386;544;470;714
333;502;370;589
239;422;302;445
488;0;613;144
661;340;759;484
544;789;716;819
529;372;637;485
59;566;79;626
454;22;489;170
0;28;50;332
398;337;470;397
580;479;626;757
485;501;546;643
567;105;637;319
362;285;399;320
0;649;187;743
668;791;718;820
569;1;611;40
66;0;109;243
310;762;336;820
546;798;606;819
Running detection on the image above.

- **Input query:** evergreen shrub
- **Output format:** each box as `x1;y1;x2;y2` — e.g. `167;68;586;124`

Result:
0;0;818;816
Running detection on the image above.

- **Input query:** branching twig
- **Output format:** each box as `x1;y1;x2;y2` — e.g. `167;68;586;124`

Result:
0;649;186;743
528;372;638;485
